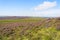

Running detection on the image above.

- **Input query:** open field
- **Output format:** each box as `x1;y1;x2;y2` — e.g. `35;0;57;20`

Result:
0;17;60;40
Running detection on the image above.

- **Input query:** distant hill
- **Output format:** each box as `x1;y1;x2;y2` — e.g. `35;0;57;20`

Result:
0;16;30;20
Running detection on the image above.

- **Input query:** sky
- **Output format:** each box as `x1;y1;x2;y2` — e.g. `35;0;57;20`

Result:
0;0;60;17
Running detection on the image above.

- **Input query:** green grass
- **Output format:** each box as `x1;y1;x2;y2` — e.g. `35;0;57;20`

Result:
0;18;45;23
0;26;60;40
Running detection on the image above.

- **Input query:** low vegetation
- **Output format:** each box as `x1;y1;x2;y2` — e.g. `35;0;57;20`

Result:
0;17;60;40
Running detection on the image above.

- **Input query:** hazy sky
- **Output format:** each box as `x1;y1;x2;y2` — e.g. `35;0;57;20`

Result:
0;0;60;17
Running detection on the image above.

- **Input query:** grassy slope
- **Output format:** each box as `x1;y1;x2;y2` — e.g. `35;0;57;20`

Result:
0;17;60;40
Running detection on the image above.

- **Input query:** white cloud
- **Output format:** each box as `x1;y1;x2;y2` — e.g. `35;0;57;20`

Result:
33;9;60;17
34;1;57;10
32;1;60;17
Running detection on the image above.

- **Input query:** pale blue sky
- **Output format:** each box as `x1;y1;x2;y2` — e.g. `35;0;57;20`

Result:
0;0;60;17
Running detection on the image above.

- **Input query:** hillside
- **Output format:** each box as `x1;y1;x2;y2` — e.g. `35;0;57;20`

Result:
0;17;60;40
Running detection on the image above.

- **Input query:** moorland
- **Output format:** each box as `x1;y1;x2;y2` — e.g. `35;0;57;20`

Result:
0;16;60;40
